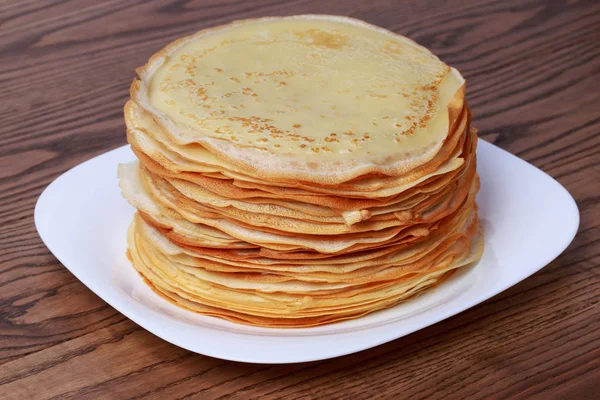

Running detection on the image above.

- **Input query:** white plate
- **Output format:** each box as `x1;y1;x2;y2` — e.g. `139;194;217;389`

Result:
34;140;579;363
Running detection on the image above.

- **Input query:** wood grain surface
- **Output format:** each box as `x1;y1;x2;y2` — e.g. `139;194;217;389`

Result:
1;0;599;398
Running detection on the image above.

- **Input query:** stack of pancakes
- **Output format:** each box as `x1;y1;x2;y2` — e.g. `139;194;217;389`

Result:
119;15;483;327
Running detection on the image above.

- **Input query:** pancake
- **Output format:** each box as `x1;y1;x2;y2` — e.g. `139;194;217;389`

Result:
131;15;465;185
118;15;483;327
127;216;483;327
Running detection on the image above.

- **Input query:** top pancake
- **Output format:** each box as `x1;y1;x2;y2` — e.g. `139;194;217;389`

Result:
132;15;465;184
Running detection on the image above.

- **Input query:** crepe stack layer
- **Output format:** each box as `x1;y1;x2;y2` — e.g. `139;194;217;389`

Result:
119;15;483;327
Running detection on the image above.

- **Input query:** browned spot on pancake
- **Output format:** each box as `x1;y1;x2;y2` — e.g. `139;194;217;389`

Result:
419;98;436;128
242;87;257;97
324;133;339;143
185;65;196;76
296;29;349;49
383;40;404;55
196;87;208;101
178;79;196;88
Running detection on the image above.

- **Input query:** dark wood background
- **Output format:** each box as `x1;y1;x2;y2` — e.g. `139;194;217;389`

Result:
1;0;599;398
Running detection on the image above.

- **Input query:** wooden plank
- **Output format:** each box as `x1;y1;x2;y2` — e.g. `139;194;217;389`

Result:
0;0;598;398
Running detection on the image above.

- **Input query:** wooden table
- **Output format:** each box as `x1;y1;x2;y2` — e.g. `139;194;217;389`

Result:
1;1;598;398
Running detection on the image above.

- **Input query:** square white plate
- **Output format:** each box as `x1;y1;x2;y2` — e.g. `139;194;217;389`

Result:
34;140;579;363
